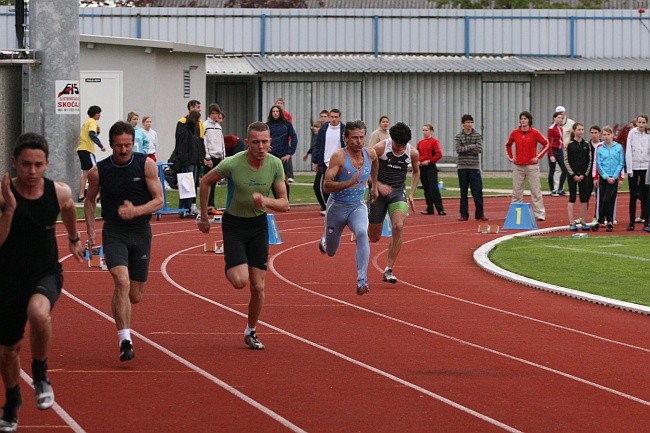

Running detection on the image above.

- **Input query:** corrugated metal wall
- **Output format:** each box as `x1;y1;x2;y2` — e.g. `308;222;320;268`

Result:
262;75;363;171
364;73;482;166
531;71;650;133
3;7;648;58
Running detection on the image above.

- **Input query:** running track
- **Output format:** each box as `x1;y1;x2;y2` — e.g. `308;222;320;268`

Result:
17;194;650;432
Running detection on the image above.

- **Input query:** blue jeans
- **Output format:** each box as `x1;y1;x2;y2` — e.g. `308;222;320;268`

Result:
457;168;485;219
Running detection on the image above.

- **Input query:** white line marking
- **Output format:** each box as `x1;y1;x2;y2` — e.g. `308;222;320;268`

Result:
18;370;87;433
269;239;650;407
162;246;523;433
60;290;308;433
545;245;650;261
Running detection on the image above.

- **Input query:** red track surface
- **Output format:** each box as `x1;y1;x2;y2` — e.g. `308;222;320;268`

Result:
17;194;649;432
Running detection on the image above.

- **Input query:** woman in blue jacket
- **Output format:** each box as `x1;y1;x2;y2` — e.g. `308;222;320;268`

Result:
267;105;298;198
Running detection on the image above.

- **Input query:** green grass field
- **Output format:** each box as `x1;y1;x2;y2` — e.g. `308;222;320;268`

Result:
489;236;650;307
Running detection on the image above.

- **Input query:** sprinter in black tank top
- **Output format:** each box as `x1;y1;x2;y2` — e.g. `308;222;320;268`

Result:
0;133;84;432
83;121;163;363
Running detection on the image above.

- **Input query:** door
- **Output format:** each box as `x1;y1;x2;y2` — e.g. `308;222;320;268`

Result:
80;71;123;162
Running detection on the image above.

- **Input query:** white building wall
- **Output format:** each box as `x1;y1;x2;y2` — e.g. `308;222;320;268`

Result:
80;44;207;162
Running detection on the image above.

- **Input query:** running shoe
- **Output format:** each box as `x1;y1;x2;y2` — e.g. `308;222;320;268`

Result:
606;223;613;232
550;190;559;197
0;412;17;433
356;283;370;296
569;222;578;232
644;225;650;233
244;331;265;350
382;269;397;284
318;236;326;254
287;178;294;183
34;381;54;410
119;339;135;362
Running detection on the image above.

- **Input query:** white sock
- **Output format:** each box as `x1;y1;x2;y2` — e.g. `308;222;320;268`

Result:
244;326;255;336
117;329;131;346
384;267;392;272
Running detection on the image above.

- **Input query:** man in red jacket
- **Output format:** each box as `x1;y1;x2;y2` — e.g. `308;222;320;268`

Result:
505;111;550;221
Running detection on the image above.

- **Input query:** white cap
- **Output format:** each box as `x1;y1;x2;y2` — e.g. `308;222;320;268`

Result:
555;105;566;113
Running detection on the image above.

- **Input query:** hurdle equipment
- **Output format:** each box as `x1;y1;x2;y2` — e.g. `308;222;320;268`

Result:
478;223;500;234
503;203;538;230
267;213;283;245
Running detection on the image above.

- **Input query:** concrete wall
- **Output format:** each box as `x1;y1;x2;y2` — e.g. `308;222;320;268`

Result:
80;44;207;162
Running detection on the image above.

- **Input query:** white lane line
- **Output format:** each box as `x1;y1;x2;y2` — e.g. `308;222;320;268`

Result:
269;240;650;407
545;245;650;261
61;289;308;433
369;232;649;353
162;246;523;433
18;370;87;433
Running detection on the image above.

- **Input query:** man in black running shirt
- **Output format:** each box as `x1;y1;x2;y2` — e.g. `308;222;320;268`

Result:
84;121;163;362
0;133;84;432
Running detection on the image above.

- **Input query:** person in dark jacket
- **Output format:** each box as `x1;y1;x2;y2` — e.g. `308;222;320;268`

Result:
563;123;592;231
266;105;298;199
312;109;345;206
173;111;202;217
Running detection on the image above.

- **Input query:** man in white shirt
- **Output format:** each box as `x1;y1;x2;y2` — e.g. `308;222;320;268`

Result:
203;103;225;215
313;109;345;208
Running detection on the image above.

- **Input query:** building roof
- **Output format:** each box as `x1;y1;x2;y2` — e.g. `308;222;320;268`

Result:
148;0;637;8
206;54;650;75
80;34;223;55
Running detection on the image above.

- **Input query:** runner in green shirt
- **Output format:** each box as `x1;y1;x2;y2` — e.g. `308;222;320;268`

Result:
198;121;289;350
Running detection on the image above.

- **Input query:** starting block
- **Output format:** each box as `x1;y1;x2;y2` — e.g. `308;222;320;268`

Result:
203;241;224;254
85;244;107;270
267;214;283;245
478;223;500;234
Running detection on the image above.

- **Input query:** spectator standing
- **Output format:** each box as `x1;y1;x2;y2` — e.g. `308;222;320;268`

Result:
455;114;487;221
505;111;550;221
624;114;650;231
547;111;568;196
313;109;346;207
76;105;106;202
564;123;592;231
417;123;445;215
203;104;226;214
368;115;390;147
267;105;298;199
304;120;327;213
126;112;149;155
275;98;294;182
142;116;158;161
593;126;624;232
173;111;203;218
553;105;575;191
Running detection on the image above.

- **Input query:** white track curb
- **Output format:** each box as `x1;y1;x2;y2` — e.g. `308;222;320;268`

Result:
473;226;650;316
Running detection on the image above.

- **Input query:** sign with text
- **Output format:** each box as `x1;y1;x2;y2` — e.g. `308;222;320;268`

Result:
55;80;80;114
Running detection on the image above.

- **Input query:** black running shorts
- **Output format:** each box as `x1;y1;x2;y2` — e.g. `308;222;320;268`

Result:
102;222;152;282
0;273;63;346
221;212;269;271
